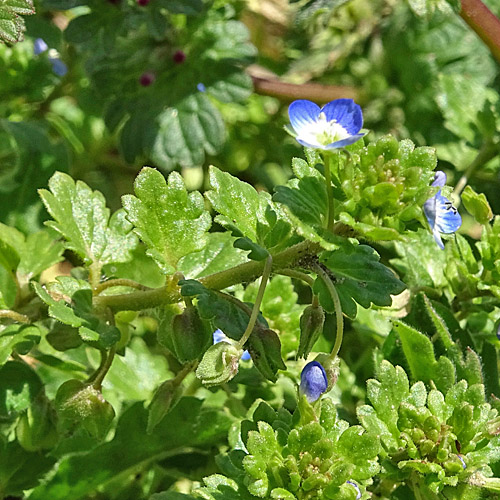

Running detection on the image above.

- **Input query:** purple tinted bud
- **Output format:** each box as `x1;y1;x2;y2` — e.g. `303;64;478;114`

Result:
49;58;67;77
197;83;206;93
299;361;328;402
139;72;155;86
34;38;48;55
173;50;186;64
346;481;361;499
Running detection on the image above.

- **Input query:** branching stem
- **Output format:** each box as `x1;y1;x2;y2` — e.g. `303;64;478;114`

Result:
313;264;343;359
237;255;273;349
95;279;150;295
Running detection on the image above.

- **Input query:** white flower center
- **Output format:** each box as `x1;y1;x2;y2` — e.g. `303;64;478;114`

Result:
300;112;351;146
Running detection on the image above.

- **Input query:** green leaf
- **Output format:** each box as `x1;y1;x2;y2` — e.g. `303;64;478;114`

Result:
33;278;120;348
160;0;203;15
28;399;232;500
17;230;64;278
0;222;22;272
0;0;34;44
0;324;41;365
394;320;455;392
196;341;242;387
206;166;292;253
318;244;406;318
461;185;493;225
122;167;211;274
179;232;249;278
0;440;55;497
0;360;43;421
39;172;137;267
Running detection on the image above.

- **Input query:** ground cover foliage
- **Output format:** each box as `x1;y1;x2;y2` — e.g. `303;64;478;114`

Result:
1;0;500;499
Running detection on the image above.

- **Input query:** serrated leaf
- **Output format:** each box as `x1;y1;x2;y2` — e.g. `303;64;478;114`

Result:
0;324;41;365
39;172;137;268
178;232;249;278
394;320;455;392
122;167;211;274
0;0;34;44
33;278;120;348
206;166;292;253
318;244;406;318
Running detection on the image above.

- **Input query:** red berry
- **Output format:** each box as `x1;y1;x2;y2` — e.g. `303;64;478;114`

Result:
139;72;155;86
137;0;150;6
172;50;186;64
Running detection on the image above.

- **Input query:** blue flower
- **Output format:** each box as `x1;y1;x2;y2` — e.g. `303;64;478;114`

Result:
288;99;364;150
213;329;250;361
33;38;67;77
33;38;48;55
197;83;206;93
423;171;462;250
299;360;328;402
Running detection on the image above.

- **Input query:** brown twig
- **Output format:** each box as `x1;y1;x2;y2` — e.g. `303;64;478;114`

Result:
460;0;500;64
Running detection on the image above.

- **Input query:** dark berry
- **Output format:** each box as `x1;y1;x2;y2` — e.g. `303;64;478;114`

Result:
137;0;150;6
139;72;155;86
172;50;186;64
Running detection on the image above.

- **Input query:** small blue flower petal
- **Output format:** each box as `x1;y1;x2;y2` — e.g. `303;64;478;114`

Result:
49;58;68;77
423;171;461;250
213;329;226;344
458;455;466;469
197;82;206;92
213;328;250;361
321;99;363;135
241;350;251;361
299;361;328;402
289;100;321;135
288;99;364;150
34;38;48;55
346;481;362;500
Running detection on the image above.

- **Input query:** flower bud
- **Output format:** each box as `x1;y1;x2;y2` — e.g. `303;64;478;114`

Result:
297;304;325;359
147;378;183;433
171;306;211;363
55;380;115;439
16;393;58;451
313;353;340;391
196;342;242;387
299;361;328;403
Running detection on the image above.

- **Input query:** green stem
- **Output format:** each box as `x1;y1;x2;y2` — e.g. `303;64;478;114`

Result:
0;309;30;324
94;239;321;312
453;140;498;199
322;154;335;232
277;269;315;287
89;262;102;293
237;255;273;349
92;346;116;390
313;264;343;359
95;279;150;295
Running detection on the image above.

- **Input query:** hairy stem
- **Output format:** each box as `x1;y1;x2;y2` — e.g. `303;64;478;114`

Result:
322;154;336;232
92;347;116;390
94;239;321;311
237;255;273;349
0;309;30;324
460;0;500;64
95;279;151;295
313;264;344;359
